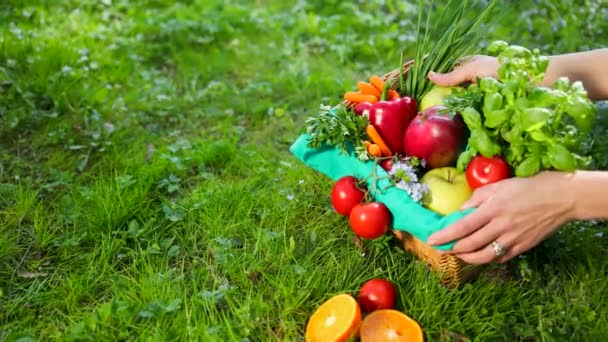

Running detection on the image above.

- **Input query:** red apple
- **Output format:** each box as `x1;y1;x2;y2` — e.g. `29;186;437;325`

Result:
403;105;469;169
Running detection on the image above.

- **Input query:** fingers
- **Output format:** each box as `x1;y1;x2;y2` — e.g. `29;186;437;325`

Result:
460;184;497;210
455;233;517;265
427;207;493;246
453;243;497;265
449;218;508;254
428;65;472;87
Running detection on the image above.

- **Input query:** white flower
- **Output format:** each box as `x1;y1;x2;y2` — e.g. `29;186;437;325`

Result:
388;157;429;204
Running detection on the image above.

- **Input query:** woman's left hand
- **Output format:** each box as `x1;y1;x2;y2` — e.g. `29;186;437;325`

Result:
426;172;577;264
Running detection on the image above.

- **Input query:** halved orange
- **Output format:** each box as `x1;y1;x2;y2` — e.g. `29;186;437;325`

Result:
305;293;362;342
359;309;424;342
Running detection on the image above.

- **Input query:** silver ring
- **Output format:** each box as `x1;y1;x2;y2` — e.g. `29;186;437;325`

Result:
491;241;506;257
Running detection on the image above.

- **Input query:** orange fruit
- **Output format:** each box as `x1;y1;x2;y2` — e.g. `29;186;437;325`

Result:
359;309;424;342
305;293;362;342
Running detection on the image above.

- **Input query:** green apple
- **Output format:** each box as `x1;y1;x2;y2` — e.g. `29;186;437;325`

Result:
419;85;462;112
420;167;472;216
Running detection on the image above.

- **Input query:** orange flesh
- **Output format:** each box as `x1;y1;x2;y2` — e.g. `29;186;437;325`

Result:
305;294;362;342
360;309;424;342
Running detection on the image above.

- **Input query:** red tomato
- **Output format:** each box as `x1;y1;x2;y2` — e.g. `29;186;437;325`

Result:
465;155;511;190
380;158;393;172
358;278;396;313
348;202;391;239
331;176;366;216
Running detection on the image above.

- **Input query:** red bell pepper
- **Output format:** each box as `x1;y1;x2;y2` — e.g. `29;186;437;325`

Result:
355;96;417;156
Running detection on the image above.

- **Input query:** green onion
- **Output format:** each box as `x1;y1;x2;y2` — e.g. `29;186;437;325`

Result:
401;0;500;101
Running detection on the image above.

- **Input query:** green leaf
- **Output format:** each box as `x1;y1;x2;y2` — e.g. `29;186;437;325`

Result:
500;81;517;105
508;123;524;144
470;129;500;158
485;109;508;128
502;45;532;58
483;93;502;116
553;77;571;91
506;144;525;164
461;107;483;129
547;143;577;171
479;77;502;94
564;97;596;133
530;129;548;142
488;40;508;55
521;108;551;131
457;148;477;172
527;87;567;107
515;155;540;177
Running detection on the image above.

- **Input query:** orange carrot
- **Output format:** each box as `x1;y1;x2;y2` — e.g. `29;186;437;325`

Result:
367;143;382;157
370;76;386;93
365;124;392;157
344;91;378;103
363;140;371;148
357;81;381;98
388;89;400;100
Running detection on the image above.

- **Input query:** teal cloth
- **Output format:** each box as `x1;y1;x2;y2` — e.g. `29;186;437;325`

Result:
289;134;474;251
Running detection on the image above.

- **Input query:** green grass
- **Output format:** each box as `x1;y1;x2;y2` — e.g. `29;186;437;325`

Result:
1;0;608;340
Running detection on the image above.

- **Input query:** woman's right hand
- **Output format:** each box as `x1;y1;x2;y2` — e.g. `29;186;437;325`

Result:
428;55;499;87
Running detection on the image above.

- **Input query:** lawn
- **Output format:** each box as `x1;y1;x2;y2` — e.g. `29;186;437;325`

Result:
1;0;608;341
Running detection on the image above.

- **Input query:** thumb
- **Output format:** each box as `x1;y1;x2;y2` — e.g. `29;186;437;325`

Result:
460;184;496;210
428;66;471;87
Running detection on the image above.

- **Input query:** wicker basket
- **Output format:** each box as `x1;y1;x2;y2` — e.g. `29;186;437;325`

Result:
392;230;484;287
344;61;485;287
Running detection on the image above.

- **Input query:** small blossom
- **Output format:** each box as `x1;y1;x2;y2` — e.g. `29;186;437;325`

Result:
388;156;429;204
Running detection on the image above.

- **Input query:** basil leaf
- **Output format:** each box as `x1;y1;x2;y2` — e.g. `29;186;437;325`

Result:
500;125;512;142
509;123;524;144
503;45;532;58
541;154;552;169
457;148;477;172
488;40;509;55
500;81;517;105
530;129;547;142
527;141;543;156
535;56;550;75
506;144;525;164
553;77;570;91
470;130;500;158
485;109;508;128
515;155;540;177
483;91;503;111
547;143;577;171
564;97;596;133
461;107;482;129
527;87;567;107
480;78;502;94
521;107;551;131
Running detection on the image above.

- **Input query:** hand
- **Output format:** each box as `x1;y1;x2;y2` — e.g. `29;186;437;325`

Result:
428;55;499;87
427;172;577;264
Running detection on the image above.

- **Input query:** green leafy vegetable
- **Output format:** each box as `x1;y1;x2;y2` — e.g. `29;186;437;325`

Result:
448;41;597;177
304;104;370;161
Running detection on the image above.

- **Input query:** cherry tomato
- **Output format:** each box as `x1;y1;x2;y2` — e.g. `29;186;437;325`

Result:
348;202;391;239
358;278;396;313
380;158;393;172
465;155;511;190
331;176;366;216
